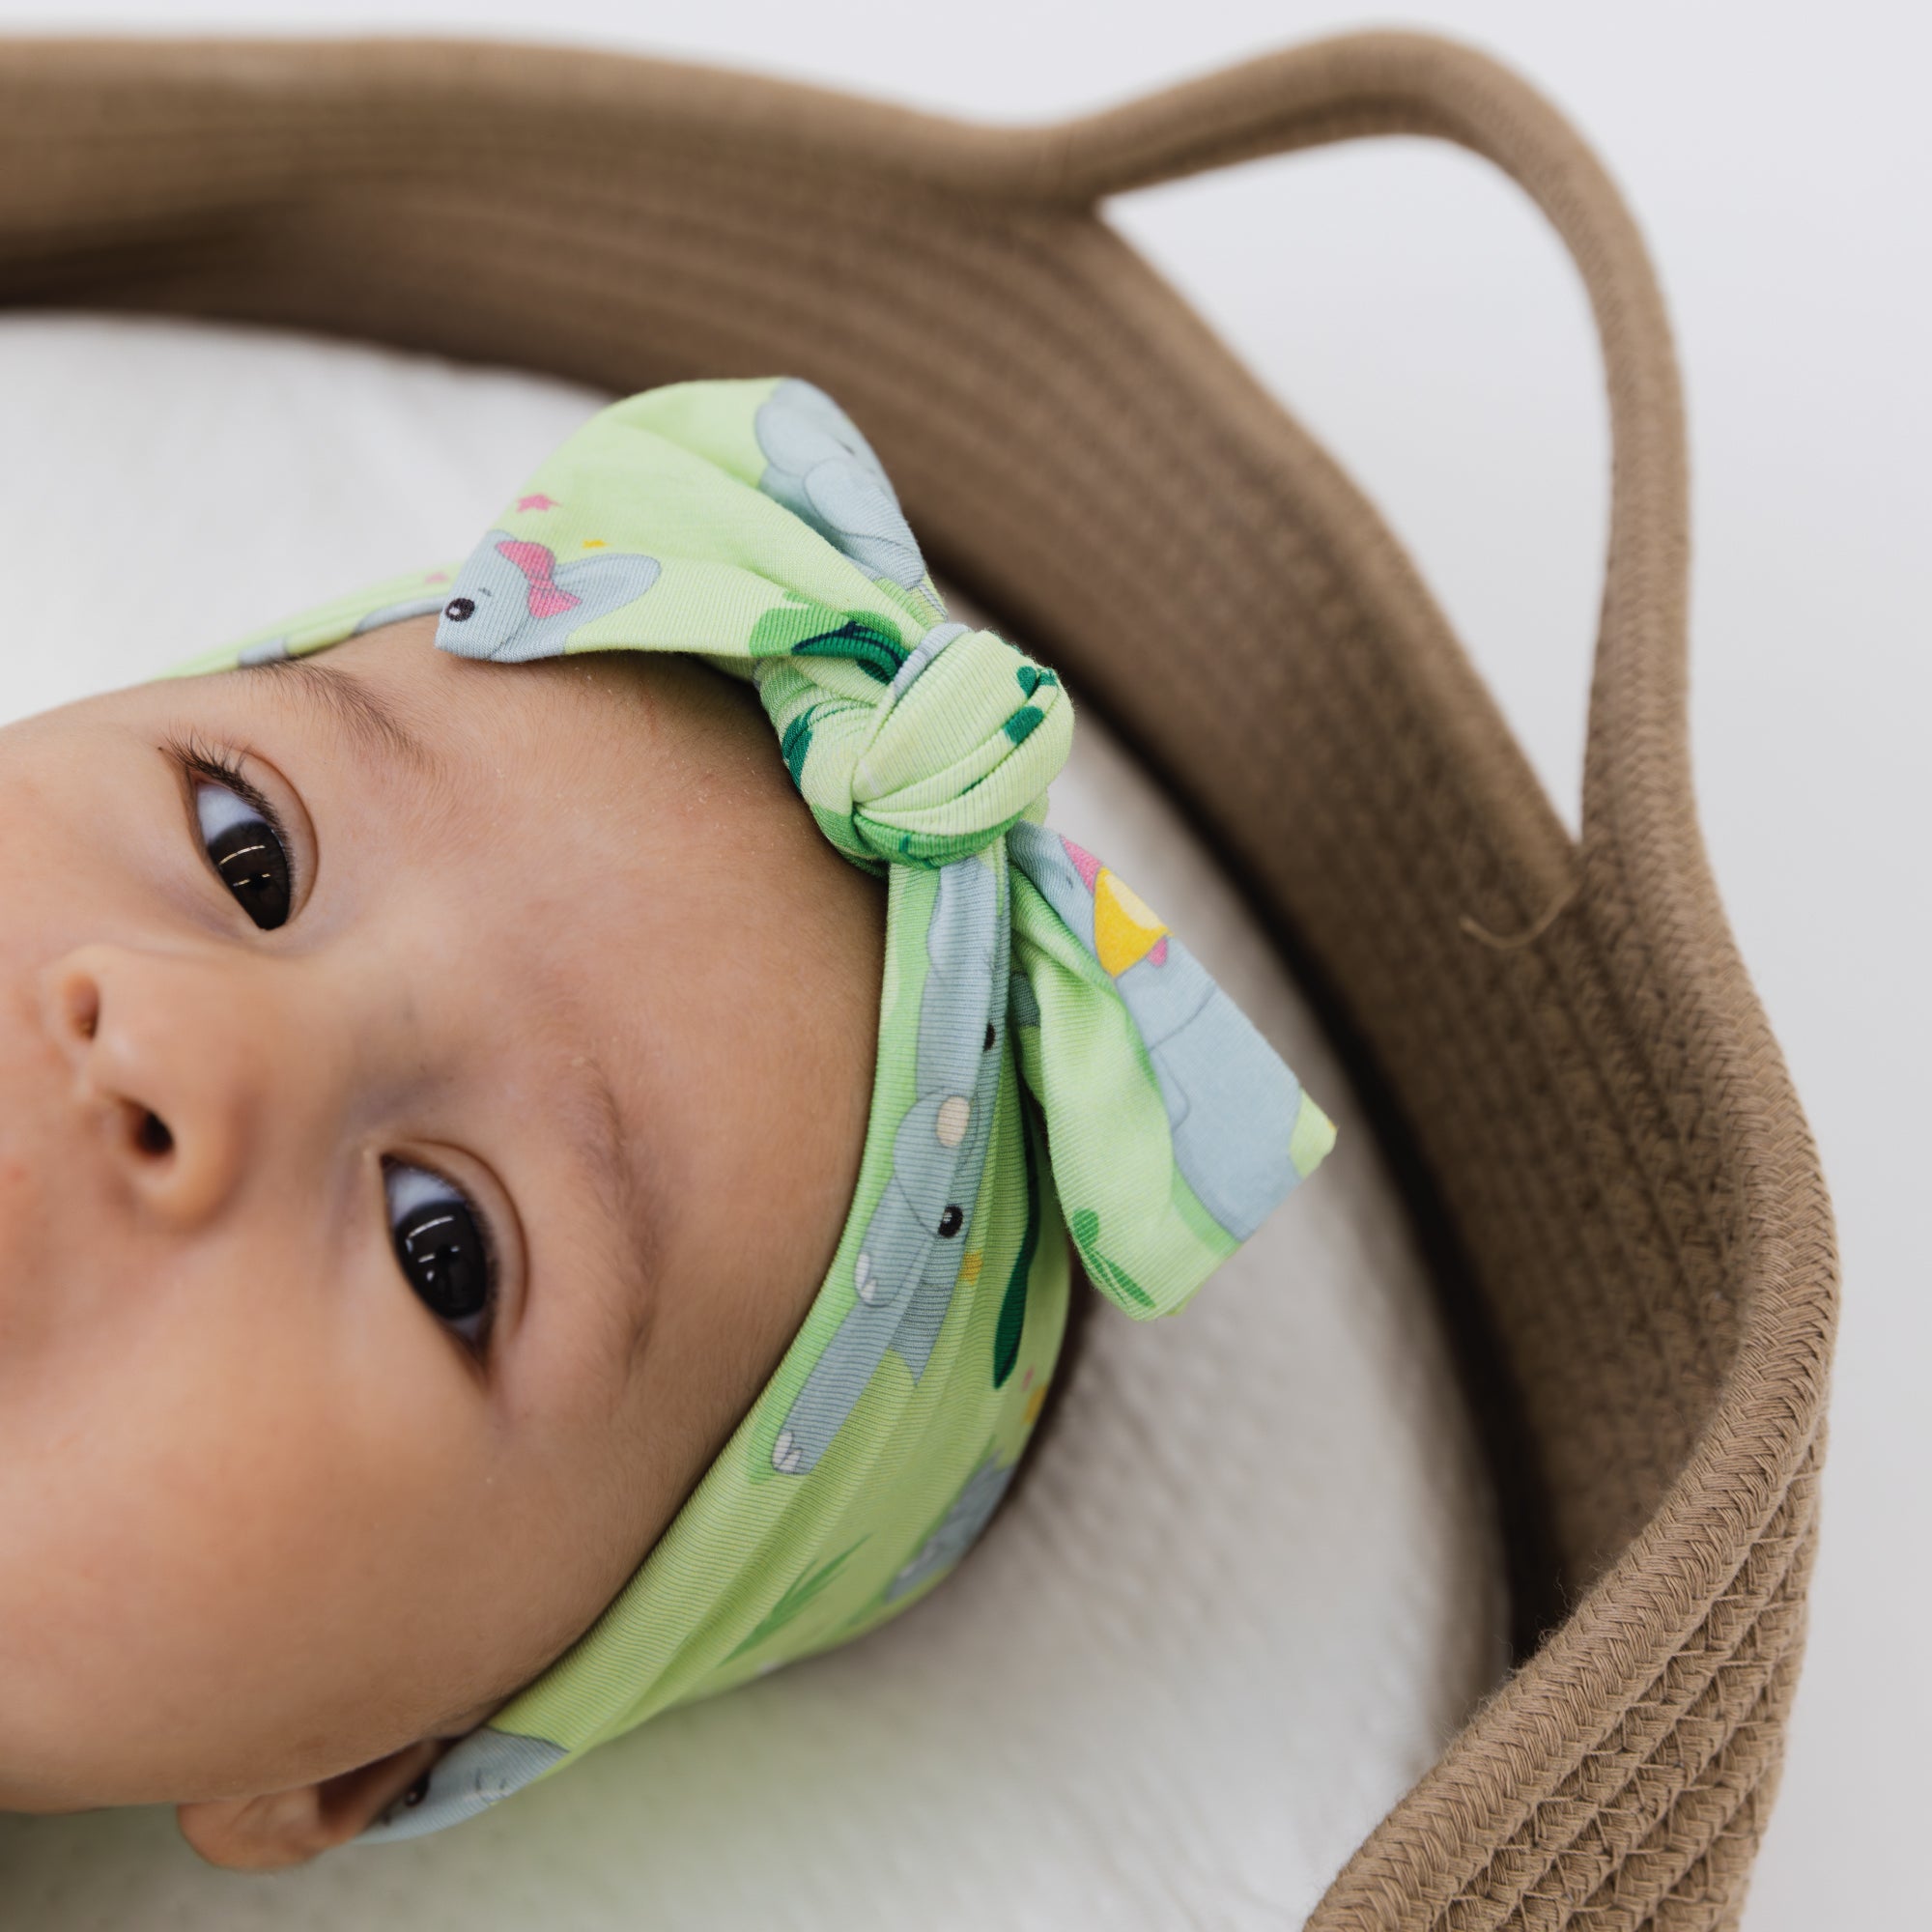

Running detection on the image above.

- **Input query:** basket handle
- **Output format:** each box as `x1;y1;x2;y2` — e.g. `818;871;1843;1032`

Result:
1037;30;1690;875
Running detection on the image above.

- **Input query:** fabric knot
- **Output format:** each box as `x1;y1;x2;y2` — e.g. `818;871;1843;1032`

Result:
753;616;1074;871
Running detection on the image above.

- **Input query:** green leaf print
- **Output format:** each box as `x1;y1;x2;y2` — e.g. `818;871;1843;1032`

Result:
750;598;907;682
724;1538;868;1663
993;1099;1043;1388
780;711;814;786
1068;1207;1155;1312
789;611;907;683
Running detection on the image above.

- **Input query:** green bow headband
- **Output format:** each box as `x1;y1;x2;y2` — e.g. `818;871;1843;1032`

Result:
166;377;1336;1840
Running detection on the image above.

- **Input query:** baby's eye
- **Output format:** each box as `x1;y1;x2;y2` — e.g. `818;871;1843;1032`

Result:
193;780;293;931
384;1160;498;1353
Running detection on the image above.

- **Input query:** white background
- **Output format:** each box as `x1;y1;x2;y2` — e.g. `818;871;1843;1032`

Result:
0;4;1920;1923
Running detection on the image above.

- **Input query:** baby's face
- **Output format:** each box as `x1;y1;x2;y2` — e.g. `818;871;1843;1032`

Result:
0;619;883;1836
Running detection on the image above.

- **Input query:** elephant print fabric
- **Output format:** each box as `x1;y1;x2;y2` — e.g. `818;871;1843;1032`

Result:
753;377;943;608
436;541;663;662
772;856;1005;1477
168;375;1335;1845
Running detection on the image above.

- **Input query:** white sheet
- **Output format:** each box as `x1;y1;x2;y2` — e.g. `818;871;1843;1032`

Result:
0;313;1507;1928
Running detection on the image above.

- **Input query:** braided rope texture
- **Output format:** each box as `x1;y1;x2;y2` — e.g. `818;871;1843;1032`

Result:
0;27;1838;1926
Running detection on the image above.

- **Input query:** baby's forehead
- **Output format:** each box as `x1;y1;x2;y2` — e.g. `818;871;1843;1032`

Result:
240;625;746;823
297;619;658;752
242;623;835;914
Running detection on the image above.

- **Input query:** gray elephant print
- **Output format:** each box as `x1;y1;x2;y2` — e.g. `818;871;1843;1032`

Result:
435;532;663;663
753;377;938;609
882;1453;1017;1603
771;856;1006;1475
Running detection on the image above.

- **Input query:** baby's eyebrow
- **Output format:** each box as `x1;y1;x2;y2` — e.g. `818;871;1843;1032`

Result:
237;655;441;781
562;1052;665;1379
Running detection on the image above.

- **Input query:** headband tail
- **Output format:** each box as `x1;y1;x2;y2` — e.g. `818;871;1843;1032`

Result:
1005;820;1335;1319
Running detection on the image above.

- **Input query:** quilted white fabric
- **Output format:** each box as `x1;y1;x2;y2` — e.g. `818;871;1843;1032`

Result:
0;314;1508;1928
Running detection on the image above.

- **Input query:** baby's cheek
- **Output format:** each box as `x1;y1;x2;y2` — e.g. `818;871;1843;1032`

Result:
0;1139;41;1296
0;1236;505;1802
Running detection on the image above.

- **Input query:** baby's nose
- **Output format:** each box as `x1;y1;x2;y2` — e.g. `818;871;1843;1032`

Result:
39;945;255;1226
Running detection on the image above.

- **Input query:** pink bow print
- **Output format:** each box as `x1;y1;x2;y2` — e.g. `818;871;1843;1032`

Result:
495;539;582;620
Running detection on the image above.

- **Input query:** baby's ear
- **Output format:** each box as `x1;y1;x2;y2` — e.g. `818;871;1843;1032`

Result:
175;1733;452;1871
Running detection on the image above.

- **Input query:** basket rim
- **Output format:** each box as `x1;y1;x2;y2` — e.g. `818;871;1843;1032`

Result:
0;25;1838;1925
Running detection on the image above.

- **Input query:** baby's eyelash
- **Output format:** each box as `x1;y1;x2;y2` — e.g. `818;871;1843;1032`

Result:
162;728;252;797
162;730;289;837
161;729;303;931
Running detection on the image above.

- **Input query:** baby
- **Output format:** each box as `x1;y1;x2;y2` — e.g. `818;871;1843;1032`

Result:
0;377;1333;1868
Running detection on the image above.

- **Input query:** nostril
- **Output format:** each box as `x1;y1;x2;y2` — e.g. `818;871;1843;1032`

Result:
133;1110;174;1159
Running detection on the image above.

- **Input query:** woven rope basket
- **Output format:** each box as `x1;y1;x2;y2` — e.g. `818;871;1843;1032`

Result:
0;27;1837;1927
